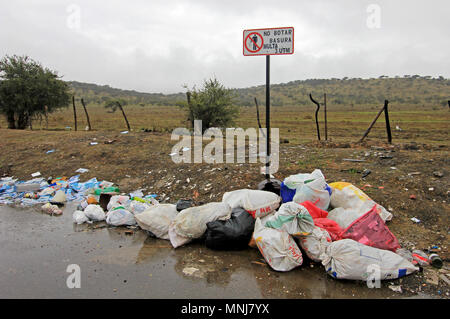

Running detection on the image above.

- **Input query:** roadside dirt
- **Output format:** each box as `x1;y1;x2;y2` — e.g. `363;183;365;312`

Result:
1;129;449;297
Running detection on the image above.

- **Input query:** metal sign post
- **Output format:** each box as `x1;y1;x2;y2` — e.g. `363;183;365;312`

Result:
265;55;270;178
243;27;294;178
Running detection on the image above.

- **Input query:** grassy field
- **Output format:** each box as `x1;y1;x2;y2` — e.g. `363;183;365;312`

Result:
1;104;448;145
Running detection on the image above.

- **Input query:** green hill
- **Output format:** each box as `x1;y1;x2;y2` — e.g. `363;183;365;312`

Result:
69;75;449;108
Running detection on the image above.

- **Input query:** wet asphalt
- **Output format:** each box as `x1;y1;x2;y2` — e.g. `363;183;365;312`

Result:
0;204;428;299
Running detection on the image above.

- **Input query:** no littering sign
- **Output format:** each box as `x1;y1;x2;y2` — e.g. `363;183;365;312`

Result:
243;27;294;56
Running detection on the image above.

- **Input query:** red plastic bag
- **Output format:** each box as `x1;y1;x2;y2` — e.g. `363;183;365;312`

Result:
300;200;328;219
340;205;401;252
313;218;343;241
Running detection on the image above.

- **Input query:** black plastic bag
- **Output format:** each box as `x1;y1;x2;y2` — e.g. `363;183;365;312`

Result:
176;199;194;211
257;178;281;196
205;207;255;250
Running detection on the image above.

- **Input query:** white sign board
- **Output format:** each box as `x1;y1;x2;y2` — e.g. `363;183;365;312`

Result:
243;27;294;56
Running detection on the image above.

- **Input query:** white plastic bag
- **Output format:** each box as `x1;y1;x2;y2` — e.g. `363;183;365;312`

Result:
321;239;418;281
292;169;330;210
106;208;136;226
299;226;331;262
169;223;192;248
264;202;315;236
173;202;232;238
327;207;363;229
284;173;314;189
253;218;303;271
73;210;89;224
135;204;178;240
329;182;392;222
222;189;280;218
84;204;106;221
107;195;131;211
129;201;151;215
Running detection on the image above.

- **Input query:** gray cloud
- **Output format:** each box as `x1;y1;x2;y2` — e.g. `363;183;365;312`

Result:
1;0;449;93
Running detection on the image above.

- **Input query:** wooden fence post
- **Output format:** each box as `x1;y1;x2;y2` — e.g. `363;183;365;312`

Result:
359;101;388;142
309;93;321;141
72;96;77;131
81;98;91;131
117;101;130;131
324;93;328;141
384;100;392;144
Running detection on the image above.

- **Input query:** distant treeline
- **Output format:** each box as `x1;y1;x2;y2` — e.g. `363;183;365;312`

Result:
69;75;449;107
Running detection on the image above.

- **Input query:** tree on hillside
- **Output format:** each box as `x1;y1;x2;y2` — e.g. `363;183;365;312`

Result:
181;78;238;133
0;55;70;129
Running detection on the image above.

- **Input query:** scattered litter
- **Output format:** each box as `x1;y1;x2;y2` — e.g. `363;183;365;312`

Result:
433;171;443;178
16;183;41;192
362;169;371;178
182;267;199;276
409;195;417;200
90;142;98;145
120;131;129;134
41;203;62;215
46;149;55;154
51;190;67;204
429;254;443;269
182;147;190;152
390;167;397;170
428;187;434;191
408;172;421;176
389;285;402;293
395;125;402;131
424;269;440;285
251;261;267;266
1;166;428;286
411;250;430;267
411;217;421;223
439;274;450;286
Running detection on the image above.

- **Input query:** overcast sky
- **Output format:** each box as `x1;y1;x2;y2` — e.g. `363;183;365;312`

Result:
1;0;449;93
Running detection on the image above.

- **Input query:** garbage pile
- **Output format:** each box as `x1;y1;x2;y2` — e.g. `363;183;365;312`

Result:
1;169;438;282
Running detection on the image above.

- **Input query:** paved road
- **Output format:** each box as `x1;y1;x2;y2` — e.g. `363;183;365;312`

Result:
0;204;422;299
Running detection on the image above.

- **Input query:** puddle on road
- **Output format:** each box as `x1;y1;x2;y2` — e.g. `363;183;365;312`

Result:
0;204;425;298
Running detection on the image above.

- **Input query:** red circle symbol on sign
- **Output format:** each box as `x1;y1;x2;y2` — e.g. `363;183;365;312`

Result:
245;32;264;53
